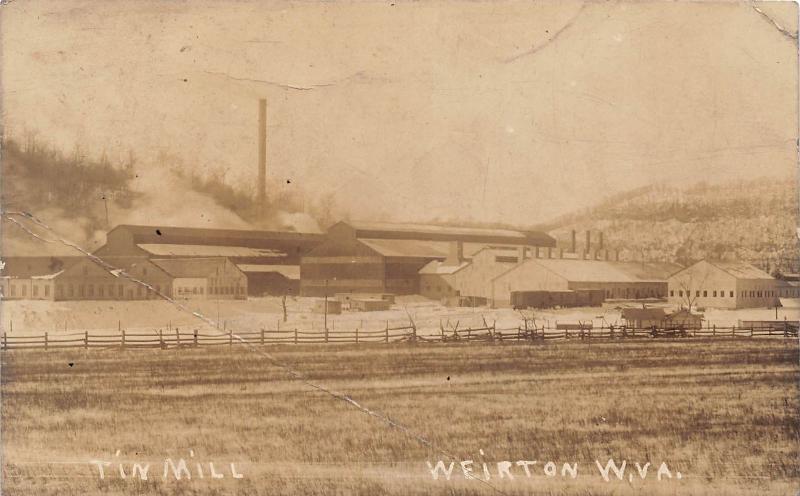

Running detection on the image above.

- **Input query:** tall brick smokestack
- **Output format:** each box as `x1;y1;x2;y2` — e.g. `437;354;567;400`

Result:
258;98;267;213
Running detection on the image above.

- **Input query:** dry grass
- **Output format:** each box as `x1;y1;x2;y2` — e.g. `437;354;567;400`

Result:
2;339;798;495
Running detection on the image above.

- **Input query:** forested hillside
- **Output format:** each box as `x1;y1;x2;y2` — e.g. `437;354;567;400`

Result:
543;178;798;274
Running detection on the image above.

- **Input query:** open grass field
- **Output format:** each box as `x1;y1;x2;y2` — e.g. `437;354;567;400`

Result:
2;339;798;495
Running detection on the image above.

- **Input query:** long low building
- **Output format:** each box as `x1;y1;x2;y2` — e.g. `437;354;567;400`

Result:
300;221;556;296
667;260;781;309
419;246;682;307
1;256;247;301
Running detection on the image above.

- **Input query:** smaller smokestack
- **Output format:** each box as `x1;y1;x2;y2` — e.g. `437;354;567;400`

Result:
570;230;576;253
585;230;591;253
258;98;267;213
445;241;464;266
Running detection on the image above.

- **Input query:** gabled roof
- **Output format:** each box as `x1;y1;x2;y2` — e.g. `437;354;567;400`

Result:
137;244;286;258
529;259;645;283
150;258;239;279
708;261;774;280
610;261;684;281
236;264;300;280
359;238;450;258
336;221;556;246
110;224;323;241
418;260;471;275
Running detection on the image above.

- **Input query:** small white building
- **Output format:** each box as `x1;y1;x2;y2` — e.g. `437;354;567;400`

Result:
667;260;779;309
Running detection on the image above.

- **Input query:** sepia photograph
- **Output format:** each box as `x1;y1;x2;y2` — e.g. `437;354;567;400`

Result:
1;1;798;495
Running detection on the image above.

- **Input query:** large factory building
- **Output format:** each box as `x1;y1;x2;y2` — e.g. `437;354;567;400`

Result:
300;221;556;296
93;224;322;296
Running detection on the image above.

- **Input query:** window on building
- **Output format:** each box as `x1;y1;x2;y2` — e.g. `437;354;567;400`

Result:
10;285;15;296
702;290;707;297
99;286;104;297
696;290;700;297
21;285;27;297
729;291;733;297
45;285;50;297
199;287;204;295
678;290;683;297
79;285;85;297
33;285;39;297
712;290;717;297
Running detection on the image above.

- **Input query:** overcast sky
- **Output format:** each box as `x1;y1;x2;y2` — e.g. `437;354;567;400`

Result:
2;0;797;226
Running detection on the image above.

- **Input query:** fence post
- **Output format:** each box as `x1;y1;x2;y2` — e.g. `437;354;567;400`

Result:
159;329;163;349
175;328;180;347
44;332;48;351
412;325;417;344
122;329;126;349
355;328;359;345
385;322;389;343
324;326;329;343
294;328;298;345
2;332;6;350
712;325;716;337
260;328;265;346
229;331;233;348
84;331;88;350
194;329;198;347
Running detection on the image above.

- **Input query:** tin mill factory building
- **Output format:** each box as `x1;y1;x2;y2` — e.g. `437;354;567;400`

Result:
299;221;557;296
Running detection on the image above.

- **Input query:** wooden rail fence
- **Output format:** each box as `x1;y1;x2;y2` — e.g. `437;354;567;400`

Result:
0;323;796;350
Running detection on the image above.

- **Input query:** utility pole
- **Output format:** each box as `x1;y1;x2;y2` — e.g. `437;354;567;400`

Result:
323;279;328;332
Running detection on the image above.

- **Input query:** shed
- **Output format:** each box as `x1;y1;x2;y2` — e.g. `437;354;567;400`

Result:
350;298;392;312
621;308;668;328
312;299;342;314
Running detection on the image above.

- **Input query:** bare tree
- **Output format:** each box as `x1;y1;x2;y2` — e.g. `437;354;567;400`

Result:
672;263;712;312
